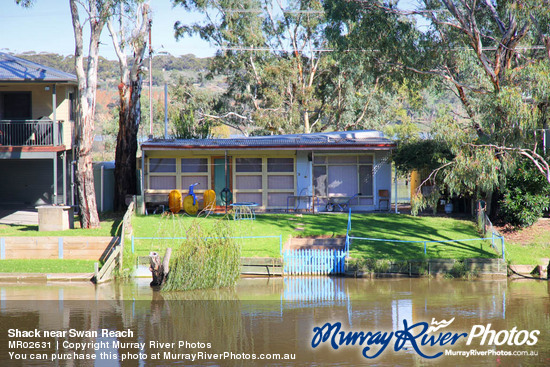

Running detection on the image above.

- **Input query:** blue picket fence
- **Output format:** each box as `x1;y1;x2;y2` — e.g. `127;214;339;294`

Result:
283;249;346;275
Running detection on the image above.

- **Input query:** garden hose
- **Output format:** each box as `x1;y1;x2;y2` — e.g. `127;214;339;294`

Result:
220;187;233;204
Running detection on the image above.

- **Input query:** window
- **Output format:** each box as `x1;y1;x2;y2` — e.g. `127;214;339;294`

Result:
234;158;263;205
150;176;176;190
359;165;373;196
328;165;357;197
149;158;176;173
268;175;293;189
236;175;262;189
236;158;262;172
267;158;293;172
233;156;295;208
313;154;374;198
313;166;327;197
181;158;207;173
2;92;31;120
68;92;76;121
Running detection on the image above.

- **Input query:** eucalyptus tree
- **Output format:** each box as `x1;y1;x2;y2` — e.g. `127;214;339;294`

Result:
328;0;550;214
172;0;332;135
70;0;117;227
17;0;116;228
418;0;550;200
107;1;151;211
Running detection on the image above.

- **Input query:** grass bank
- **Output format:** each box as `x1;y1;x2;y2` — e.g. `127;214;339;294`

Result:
0;213;121;237
498;219;550;265
505;242;549;265
131;213;496;260
0;259;96;273
0;213;120;274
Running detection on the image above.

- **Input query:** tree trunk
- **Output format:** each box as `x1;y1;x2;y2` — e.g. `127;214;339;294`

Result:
109;3;150;211
113;79;142;211
75;122;100;228
149;248;171;287
70;0;107;229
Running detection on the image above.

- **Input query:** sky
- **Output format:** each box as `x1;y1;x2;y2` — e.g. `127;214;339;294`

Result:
0;0;421;60
0;0;216;59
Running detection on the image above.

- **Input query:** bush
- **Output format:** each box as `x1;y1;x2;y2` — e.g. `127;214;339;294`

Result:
444;260;478;280
499;162;550;228
162;219;240;291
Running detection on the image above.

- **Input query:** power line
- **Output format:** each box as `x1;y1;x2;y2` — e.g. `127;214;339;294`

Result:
219;45;549;53
222;9;324;14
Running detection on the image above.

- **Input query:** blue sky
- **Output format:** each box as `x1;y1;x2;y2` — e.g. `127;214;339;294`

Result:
0;0;216;59
0;1;420;60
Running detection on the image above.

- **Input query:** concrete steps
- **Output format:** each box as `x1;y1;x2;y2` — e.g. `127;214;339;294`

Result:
285;237;345;250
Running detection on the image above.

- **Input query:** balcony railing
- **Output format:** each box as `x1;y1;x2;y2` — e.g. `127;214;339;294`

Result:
0;120;63;146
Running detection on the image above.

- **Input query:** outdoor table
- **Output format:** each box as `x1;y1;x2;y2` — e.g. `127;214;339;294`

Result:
230;202;259;220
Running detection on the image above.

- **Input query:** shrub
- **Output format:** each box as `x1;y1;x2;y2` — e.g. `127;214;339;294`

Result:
499;162;550;228
444;260;478;280
162;219;240;291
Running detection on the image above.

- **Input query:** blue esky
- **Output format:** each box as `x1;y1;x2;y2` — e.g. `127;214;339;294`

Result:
0;0;420;60
0;0;215;59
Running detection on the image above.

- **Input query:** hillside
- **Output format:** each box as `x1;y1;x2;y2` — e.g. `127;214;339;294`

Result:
11;51;212;89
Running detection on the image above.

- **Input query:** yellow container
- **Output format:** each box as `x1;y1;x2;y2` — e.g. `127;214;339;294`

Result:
203;190;216;211
183;195;199;215
168;190;182;214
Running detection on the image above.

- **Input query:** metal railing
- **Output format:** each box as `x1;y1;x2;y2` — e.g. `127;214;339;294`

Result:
346;207;505;260
131;234;283;255
478;210;505;260
0;120;63;146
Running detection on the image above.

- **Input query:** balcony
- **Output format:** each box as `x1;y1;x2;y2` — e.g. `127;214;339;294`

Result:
0;119;63;146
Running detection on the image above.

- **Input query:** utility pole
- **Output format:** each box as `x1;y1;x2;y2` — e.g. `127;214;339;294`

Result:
148;19;153;138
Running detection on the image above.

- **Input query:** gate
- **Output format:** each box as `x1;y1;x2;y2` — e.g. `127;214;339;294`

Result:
282;249;346;275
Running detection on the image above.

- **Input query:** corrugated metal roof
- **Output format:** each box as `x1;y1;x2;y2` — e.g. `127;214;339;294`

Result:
0;52;77;83
142;130;395;150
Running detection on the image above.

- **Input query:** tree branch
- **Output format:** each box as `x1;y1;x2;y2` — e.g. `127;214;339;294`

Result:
415;161;456;196
468;143;550;183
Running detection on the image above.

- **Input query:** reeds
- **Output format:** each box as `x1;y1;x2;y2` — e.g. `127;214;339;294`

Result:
162;219;241;291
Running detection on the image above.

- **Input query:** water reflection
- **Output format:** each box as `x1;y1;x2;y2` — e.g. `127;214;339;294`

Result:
283;277;347;302
0;278;547;366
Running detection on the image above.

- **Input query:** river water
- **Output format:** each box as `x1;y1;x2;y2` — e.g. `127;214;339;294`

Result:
0;277;548;366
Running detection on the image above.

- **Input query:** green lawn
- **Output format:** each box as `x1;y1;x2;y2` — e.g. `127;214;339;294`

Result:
131;213;497;260
505;242;549;265
0;259;96;273
497;221;550;265
0;213;121;237
0;214;120;274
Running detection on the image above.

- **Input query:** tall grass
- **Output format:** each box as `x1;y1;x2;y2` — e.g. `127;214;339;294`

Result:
163;219;241;291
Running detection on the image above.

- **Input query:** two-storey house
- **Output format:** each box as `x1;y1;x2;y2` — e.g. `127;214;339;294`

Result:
0;53;76;207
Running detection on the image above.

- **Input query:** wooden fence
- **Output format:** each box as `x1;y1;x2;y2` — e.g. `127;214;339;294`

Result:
0;237;117;260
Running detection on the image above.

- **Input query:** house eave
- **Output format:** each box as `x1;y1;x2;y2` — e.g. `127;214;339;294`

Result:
141;144;396;151
0;80;77;85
